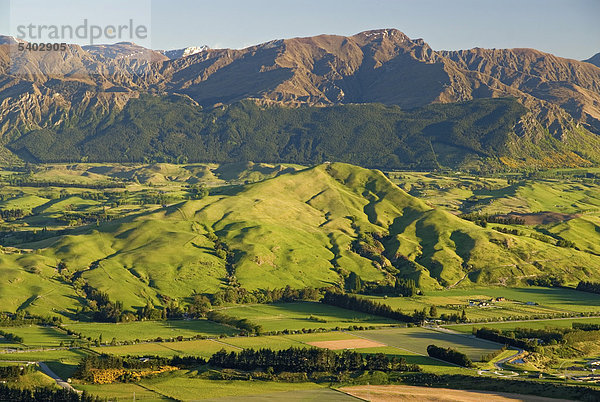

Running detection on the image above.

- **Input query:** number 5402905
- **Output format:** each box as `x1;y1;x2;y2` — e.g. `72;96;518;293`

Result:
17;43;67;51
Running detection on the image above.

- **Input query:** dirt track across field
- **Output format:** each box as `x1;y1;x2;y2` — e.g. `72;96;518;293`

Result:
307;339;386;350
339;385;572;401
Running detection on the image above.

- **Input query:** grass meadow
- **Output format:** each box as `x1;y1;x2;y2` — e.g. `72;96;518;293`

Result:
364;286;600;322
62;319;238;342
215;302;399;332
354;327;505;362
448;316;600;333
0;325;75;348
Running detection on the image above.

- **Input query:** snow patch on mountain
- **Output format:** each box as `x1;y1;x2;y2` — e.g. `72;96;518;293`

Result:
162;46;209;59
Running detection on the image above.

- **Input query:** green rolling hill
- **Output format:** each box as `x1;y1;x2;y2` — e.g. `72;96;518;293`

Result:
2;163;600;317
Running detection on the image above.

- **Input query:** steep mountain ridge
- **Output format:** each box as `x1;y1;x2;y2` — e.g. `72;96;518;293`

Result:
584;52;600;68
1;29;600;167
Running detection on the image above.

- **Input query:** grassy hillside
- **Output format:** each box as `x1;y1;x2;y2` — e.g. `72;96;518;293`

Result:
13;95;593;171
1;163;600;318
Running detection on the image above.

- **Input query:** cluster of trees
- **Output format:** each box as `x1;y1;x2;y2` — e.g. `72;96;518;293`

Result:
75;284;325;325
439;309;468;323
137;301;168;321
511;327;567;344
185;294;212;318
0;330;24;343
493;226;522;236
572;322;600;331
130;297;210;321
0;385;99;402
475;328;538;350
210;286;322;306
481;346;507;362
564;329;600;344
188;184;209;200
0;312;62;327
75;349;421;385
0;365;33;379
0;208;27;221
576;281;600;294
355;277;418;297
460;213;525;226
555;239;576;248
426;345;473;367
206;311;262;335
80;284;124;323
0;193;20;202
321;291;415;323
209;235;236;280
75;354;201;382
345;272;364;293
473;327;566;351
58;211;114;227
527;276;564;287
476;324;600;352
209;347;420;374
4;175;125;189
529;232;555;244
77;354;166;371
139;192;176;206
351;233;388;270
10;96;527;170
391;279;418;297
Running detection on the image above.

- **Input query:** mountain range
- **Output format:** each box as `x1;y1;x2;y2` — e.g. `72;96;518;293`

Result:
1;29;600;169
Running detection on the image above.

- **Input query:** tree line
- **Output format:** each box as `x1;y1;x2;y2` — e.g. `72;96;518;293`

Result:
576;281;600;294
0;364;33;379
0;329;24;343
0;208;27;221
209;347;420;374
402;373;600;402
460;213;525;226
4;175;125;189
75;348;420;382
426;345;473;367
80;283;124;323
211;286;323;306
572;322;600;331
473;327;567;351
0;312;62;327
0;385;99;402
321;291;417;323
205;311;262;335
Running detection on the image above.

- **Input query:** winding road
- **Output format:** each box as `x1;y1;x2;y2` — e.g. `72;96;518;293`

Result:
2;360;77;392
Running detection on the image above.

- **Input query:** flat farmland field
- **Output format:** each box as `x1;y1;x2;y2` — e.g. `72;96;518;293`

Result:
284;331;359;343
363;286;600;321
216;302;398;332
448;316;600;333
63;319;238;342
339;385;564;402
217;335;307;351
307;338;385;350
355;327;505;362
93;338;240;358
0;325;75;348
74;382;169;401
137;370;330;401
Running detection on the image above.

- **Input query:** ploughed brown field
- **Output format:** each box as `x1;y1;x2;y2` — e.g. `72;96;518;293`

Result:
307;339;386;350
339;385;572;402
494;211;578;225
